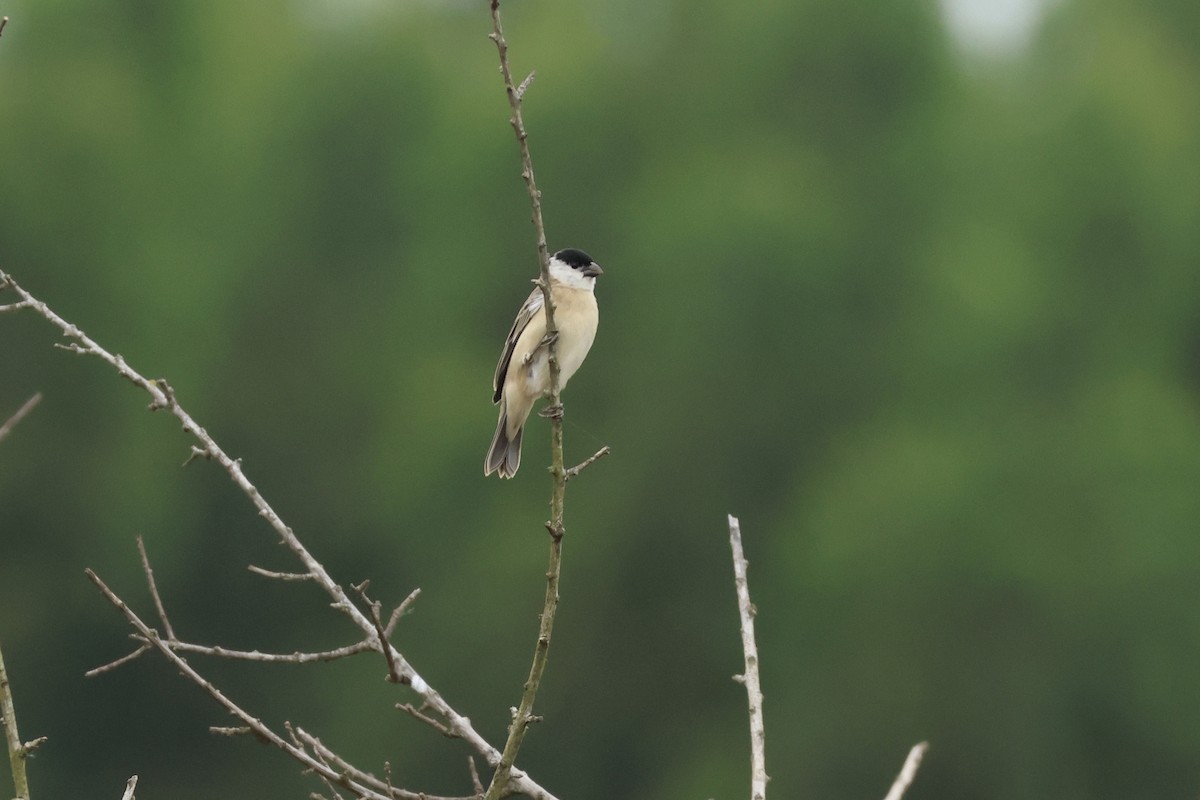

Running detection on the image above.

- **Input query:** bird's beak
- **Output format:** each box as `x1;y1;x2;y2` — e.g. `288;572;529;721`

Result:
582;262;604;278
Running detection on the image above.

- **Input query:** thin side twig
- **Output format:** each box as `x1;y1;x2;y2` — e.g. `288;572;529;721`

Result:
468;757;484;797
882;742;929;800
120;775;139;800
165;639;374;664
353;583;403;683
728;514;767;800
384;588;421;638
248;565;315;582
0;392;42;445
564;445;610;482
0;270;561;800
397;703;459;739
137;536;176;641
85;644;152;677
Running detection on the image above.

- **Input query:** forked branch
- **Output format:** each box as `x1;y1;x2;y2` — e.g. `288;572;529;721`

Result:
0;270;562;800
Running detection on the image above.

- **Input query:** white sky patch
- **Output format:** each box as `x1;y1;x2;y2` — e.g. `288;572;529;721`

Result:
939;0;1054;57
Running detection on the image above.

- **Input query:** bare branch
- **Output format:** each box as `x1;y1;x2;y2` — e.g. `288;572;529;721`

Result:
728;514;768;800
137;536;176;641
0;17;8;39
0;269;559;800
248;564;315;582
165;639;373;664
397;703;459;739
1;637;37;800
882;742;929;800
564;446;610;482
384;588;421;638
120;774;139;800
85;644;152;677
210;726;253;737
0;392;42;445
468;757;484;797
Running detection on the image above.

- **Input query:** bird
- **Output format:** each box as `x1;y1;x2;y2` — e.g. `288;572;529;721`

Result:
485;248;603;478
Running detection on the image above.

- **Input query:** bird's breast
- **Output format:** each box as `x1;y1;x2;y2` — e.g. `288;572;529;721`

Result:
510;287;598;398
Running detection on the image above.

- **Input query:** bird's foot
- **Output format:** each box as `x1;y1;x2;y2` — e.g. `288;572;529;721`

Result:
538;402;564;420
522;331;559;366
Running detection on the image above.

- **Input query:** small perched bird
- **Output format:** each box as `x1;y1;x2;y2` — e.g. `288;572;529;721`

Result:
485;248;603;478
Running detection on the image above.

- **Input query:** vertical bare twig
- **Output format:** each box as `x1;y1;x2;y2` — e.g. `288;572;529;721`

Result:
882;742;928;800
728;514;767;800
120;775;139;800
1;639;45;800
483;3;574;799
0;17;9;39
0;393;43;444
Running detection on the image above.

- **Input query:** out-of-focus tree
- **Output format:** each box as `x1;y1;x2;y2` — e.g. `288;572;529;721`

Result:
3;0;1200;798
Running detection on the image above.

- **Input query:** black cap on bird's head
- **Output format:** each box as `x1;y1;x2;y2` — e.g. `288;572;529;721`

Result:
553;248;603;278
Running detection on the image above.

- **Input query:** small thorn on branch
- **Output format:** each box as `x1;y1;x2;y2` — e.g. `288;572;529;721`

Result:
147;378;177;411
182;444;213;467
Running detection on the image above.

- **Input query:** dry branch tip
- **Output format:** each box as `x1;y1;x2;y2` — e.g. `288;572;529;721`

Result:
0;392;43;444
883;742;929;800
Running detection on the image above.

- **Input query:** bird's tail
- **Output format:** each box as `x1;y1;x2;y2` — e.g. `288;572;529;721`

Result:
485;407;523;478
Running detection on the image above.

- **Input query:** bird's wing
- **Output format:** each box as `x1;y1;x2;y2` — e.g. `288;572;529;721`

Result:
493;287;545;404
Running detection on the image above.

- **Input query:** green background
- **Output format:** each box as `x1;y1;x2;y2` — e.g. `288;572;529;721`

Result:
3;0;1200;798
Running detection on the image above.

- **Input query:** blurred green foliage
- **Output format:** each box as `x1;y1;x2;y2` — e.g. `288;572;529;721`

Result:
3;0;1200;798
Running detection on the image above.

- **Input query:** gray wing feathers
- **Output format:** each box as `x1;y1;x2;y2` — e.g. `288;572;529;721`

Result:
492;288;544;404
